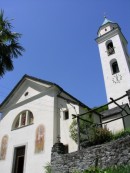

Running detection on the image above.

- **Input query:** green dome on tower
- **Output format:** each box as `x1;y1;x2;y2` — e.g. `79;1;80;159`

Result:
102;17;113;25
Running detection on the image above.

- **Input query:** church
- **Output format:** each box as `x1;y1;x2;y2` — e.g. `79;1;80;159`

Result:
0;74;91;173
0;17;130;173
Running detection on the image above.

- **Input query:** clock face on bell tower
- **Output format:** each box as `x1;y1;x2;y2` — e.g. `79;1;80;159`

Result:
112;74;122;84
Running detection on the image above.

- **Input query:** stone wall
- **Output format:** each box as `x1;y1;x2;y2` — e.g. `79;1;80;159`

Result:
51;135;130;173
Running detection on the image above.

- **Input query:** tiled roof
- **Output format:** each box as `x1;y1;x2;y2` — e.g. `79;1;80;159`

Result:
101;104;128;118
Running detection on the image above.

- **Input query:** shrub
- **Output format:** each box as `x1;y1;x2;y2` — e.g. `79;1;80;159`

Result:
90;126;113;145
69;119;78;143
93;105;108;113
113;128;130;140
44;162;52;173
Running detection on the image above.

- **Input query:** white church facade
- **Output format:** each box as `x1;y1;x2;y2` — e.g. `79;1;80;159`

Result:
0;75;90;173
0;17;130;173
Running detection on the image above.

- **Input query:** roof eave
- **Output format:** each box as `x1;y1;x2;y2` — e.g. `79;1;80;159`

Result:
0;74;90;111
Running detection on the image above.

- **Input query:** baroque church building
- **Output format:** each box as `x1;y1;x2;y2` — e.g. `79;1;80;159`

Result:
0;18;130;173
0;74;90;173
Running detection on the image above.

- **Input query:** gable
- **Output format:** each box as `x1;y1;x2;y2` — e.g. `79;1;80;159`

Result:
16;79;51;104
0;74;89;112
0;78;52;111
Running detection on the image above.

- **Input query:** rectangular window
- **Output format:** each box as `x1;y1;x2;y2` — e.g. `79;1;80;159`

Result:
63;110;69;120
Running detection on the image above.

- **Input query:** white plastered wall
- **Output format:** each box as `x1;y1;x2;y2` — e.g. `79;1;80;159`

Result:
99;25;111;36
58;97;87;153
102;114;124;133
59;98;78;152
0;91;55;173
98;34;130;108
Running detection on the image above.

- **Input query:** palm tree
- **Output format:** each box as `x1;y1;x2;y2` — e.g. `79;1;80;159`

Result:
0;10;25;77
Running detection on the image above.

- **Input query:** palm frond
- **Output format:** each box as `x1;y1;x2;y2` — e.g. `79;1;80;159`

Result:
0;10;25;77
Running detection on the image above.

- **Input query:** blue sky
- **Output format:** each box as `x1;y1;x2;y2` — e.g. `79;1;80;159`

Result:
0;0;130;108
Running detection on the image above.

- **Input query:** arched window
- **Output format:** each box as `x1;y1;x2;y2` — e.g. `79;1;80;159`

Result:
110;59;120;74
12;110;34;130
106;40;115;55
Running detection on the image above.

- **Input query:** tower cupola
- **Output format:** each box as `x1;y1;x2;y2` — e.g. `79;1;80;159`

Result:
97;17;120;37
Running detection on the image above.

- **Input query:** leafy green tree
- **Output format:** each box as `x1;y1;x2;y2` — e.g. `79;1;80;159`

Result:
69;113;94;143
0;10;25;77
69;106;113;146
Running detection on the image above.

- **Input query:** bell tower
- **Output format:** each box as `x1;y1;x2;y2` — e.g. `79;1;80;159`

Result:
96;17;130;108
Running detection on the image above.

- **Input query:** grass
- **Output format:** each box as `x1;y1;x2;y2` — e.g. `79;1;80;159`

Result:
103;165;130;173
113;128;130;140
72;165;130;173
